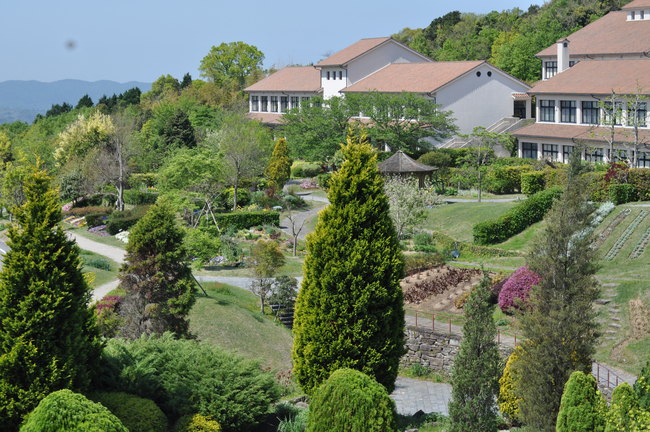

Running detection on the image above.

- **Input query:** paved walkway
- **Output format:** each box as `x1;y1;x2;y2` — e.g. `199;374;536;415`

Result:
445;196;523;203
391;377;451;416
67;231;126;264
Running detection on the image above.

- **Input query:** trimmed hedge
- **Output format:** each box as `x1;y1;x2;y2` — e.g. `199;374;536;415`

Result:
107;206;151;235
290;161;322;178
609;183;637;205
485;165;532;194
66;206;113;217
628;168;650;201
431;231;521;258
521;171;545;195
123;189;158;205
473;186;563;245
215;211;280;231
89;392;167;432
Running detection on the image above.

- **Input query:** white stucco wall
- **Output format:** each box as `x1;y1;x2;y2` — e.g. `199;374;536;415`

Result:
321;68;348;99
435;65;530;135
347;41;429;85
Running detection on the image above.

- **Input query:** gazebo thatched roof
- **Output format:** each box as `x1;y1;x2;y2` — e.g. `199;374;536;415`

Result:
377;151;437;174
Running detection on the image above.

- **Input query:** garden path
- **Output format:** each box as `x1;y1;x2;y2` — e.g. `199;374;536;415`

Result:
391;377;451;416
279;194;328;241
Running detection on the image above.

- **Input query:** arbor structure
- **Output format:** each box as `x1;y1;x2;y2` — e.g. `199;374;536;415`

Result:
292;132;405;394
0;169;101;431
199;41;264;90
448;273;500;432
514;150;600;431
118;201;196;338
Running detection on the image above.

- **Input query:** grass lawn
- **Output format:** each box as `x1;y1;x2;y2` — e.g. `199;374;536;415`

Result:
64;224;127;249
189;282;293;371
196;253;305;278
79;249;119;288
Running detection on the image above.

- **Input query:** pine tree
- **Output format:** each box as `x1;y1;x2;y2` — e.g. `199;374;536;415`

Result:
514;150;600;432
292;131;405;394
448;273;500;432
0;168;101;431
556;371;606;432
266;137;292;196
118;201;196;338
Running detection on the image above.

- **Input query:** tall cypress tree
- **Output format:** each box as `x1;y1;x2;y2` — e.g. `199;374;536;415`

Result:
0;168;101;431
515;150;600;431
292;132;404;394
266;137;292;195
448;273;500;432
118;201;196;338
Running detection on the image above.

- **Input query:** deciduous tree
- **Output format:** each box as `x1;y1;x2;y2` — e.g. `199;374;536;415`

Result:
199;41;264;90
249;239;285;313
383;175;440;239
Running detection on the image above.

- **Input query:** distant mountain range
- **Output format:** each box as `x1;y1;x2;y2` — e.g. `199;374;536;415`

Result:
0;79;152;124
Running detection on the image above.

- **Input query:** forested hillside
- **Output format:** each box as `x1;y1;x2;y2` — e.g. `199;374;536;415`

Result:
392;0;627;82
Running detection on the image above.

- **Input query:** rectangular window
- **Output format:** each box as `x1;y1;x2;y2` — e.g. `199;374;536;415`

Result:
522;142;538;159
261;96;268;112
542;144;559;161
581;101;599;124
562;145;574;163
569;60;578;67
540;100;555;122
544;61;558;79
630;102;647;127
632;11;636;20
638;152;650;168
560;100;576;123
301;96;310;106
585;148;604;163
610;149;628;162
603;101;623;125
641;11;645;19
270;96;278;113
339;71;343;80
290;96;300;109
280;96;289;112
326;71;330;80
251;96;259;112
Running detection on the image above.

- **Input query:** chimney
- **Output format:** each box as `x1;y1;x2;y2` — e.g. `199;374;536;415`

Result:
557;38;570;73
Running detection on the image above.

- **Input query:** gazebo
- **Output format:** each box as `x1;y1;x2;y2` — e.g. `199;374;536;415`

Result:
377;151;437;188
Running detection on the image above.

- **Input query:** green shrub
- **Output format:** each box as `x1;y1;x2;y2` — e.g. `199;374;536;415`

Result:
316;173;332;190
606;383;639;432
85;213;109;228
628;168;650;201
582;171;608;202
214;211;279;231
498;346;523;426
521;171;546;195
418;150;454;168
556;371;606;432
130;173;158;189
472;187;563;245
307;369;396;432
278;409;308;432
290;161;321;178
67;205;113;217
82;255;112;271
413;232;437;253
89;392;167;432
106;206;151;235
608;183;638;205
173;414;222;432
544;168;568;188
20;389;128;432
404;253;446;276
634;360;650;409
94;334;280;432
431;231;520;258
220;188;250;208
123;189;159;205
485;165;532;194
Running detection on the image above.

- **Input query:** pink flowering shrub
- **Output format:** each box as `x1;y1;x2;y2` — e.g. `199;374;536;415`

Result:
498;265;541;313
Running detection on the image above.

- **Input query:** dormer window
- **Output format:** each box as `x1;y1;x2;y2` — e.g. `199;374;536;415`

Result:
544;61;558;79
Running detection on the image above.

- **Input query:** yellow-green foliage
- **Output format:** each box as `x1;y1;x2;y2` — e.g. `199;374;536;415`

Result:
556;371;606;432
55;111;114;166
307;368;396;432
266;138;292;191
89;392;167;432
634;361;650;410
606;383;642;432
174;414;222;432
20;389;128;432
498;346;523;424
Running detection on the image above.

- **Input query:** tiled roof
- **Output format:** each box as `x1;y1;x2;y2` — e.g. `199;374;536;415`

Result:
528;59;650;95
622;0;650;9
246;112;284;125
342;61;485;93
244;66;321;92
537;11;650;57
513;122;650;144
315;37;391;67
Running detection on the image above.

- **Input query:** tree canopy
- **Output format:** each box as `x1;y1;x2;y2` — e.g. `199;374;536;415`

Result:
199;41;265;90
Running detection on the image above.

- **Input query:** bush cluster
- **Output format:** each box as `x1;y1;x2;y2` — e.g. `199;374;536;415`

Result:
497;265;541;312
484;165;532;194
609;183;637;205
220;188;251;208
404;253;445;276
316;172;332;189
89;392;167;432
123;189;159;205
214;211;280;231
431;231;521;258
498;346;523;426
106;205;151;235
173;414;222;432
521;171;545;195
85;213;110;228
290;161;322;178
66;205;113;217
472;186;563;245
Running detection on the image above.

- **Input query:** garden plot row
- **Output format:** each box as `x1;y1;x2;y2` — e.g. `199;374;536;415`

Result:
603;210;649;260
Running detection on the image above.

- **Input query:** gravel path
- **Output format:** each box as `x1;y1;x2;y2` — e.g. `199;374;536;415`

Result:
67;231;126;264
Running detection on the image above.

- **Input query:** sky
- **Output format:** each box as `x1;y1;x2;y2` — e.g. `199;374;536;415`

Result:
0;0;540;83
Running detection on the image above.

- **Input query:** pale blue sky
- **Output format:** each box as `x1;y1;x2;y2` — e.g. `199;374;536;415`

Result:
0;0;539;83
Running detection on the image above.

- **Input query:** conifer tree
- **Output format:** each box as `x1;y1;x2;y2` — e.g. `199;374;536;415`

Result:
448;273;500;432
292;131;404;394
0;168;101;431
118;201;196;338
266;137;292;195
556;371;606;432
514;149;600;431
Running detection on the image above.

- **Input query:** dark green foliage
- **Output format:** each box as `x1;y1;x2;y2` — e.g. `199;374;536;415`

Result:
290;161;322;178
316;172;332;189
180;73;193;89
85;213;108;228
628;168;650;201
448;274;500;432
89;392;167;432
484;165;531;194
292;134;405;394
556;371;605;432
45;102;73;118
106;205;151;235
0;169;101;431
82;254;112;271
94;334;280;432
472;186;563;245
608;183;637;205
19;389;127;432
161;109;196;151
267;138;292;192
123;189;159;205
214;211;279;231
520;171;546;195
117;202;195;338
58;170;85;201
606;383;639;432
75;94;94;109
403;253;446;276
174;414;222;432
514;152;600;431
307;368;396;432
634;361;650;409
220;187;251;208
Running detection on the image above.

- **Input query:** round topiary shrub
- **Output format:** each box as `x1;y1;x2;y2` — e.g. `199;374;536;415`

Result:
307;368;396;432
498;265;541;313
89;392;167;432
174;414;222;432
20;389;128;432
556;371;606;432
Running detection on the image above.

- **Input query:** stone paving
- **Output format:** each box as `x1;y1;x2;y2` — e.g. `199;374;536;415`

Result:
391;377;452;416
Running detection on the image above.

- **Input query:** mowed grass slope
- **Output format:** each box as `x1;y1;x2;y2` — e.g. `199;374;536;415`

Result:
189;282;293;372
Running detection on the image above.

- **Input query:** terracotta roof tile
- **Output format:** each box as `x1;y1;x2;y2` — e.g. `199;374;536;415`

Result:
315;37;391;67
342;61;485;93
529;59;650;95
622;0;650;9
513;122;650;144
537;11;650;57
244;66;321;92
